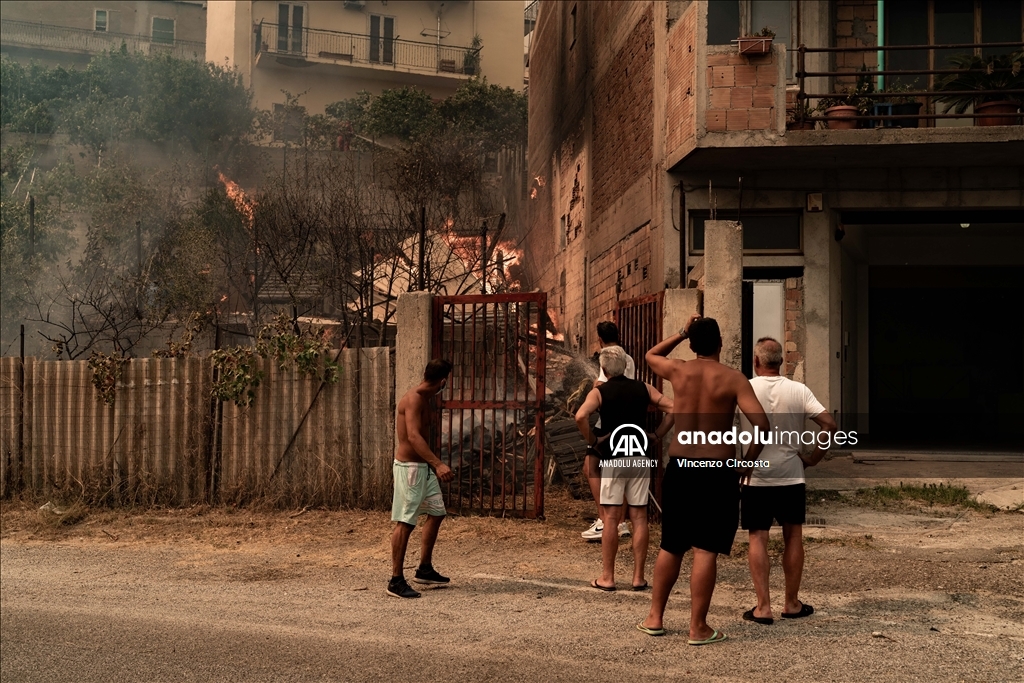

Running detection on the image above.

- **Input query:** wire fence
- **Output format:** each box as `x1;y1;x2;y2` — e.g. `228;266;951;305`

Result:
0;350;394;508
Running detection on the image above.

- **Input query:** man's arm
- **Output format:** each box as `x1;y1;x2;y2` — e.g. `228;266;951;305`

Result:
645;383;673;413
645;313;701;380
574;388;602;447
405;398;454;482
655;411;675;439
800;411;838;467
735;377;770;461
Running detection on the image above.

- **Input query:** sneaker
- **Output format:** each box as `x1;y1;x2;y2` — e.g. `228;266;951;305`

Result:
581;519;604;540
618;522;631;538
412;565;450;585
386;577;421;599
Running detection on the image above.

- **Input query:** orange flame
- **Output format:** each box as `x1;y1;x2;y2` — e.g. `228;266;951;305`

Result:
217;171;254;228
436;229;525;294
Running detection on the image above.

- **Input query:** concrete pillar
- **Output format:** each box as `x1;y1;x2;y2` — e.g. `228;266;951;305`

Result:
661;288;703;402
703;220;743;370
395;291;432;424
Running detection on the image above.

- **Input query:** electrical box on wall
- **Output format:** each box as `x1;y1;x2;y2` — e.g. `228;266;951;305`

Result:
806;193;823;212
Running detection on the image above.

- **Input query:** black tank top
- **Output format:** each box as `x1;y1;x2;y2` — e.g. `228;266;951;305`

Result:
597;376;650;435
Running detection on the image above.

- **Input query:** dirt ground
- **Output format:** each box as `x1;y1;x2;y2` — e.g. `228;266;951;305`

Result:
2;483;1023;683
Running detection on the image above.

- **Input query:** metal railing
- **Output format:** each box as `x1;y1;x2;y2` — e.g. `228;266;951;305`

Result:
793;41;1024;125
0;19;205;61
255;23;481;75
525;0;539;36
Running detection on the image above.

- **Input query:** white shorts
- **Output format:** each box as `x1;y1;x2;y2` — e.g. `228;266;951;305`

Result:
599;461;651;506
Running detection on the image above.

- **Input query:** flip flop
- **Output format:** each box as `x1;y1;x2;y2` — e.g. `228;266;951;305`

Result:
742;608;774;625
781;603;814;619
636;622;666;636
688;629;728;646
590;579;616;592
632;582;650;592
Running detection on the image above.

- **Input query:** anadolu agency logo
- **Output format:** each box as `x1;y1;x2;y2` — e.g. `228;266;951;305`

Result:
610;424;649;457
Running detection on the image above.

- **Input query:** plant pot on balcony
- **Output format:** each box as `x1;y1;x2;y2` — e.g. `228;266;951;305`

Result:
787;120;816;130
975;100;1021;126
737;37;773;55
823;105;859;130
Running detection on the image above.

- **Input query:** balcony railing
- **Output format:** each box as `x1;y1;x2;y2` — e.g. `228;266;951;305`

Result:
0;19;205;61
255;23;481;76
792;41;1024;126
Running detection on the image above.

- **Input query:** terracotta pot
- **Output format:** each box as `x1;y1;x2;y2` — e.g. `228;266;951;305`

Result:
737;37;773;55
824;105;859;130
975;100;1021;127
787;120;816;130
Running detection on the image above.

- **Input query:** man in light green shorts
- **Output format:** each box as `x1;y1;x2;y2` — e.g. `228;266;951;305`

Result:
389;359;455;599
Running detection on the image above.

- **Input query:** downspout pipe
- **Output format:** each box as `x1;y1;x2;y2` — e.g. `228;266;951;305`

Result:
877;0;885;92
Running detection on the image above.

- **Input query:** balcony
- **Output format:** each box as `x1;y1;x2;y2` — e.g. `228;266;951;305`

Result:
0;19;205;61
254;23;481;83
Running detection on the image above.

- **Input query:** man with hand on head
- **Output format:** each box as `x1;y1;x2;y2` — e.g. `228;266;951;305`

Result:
740;337;837;625
637;314;770;645
388;359;455;599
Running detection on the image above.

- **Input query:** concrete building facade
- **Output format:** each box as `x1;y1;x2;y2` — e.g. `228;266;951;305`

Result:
0;0;206;66
525;0;1024;448
206;0;525;115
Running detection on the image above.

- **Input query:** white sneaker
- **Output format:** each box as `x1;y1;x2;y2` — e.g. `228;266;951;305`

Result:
618;522;631;538
581;519;604;540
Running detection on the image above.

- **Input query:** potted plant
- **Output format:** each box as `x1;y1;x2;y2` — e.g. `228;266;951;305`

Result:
936;51;1023;126
463;35;482;75
737;26;775;56
787;100;816;130
887;81;923;128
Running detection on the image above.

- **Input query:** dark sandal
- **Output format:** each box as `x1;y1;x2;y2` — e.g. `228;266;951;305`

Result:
632;582;650;591
781;603;814;619
742;608;774;625
590;579;616;592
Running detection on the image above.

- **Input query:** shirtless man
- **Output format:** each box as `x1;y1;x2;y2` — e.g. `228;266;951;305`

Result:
637;315;770;644
388;359;455;599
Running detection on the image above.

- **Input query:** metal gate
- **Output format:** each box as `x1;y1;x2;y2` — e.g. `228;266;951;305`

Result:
616;292;665;514
431;293;546;518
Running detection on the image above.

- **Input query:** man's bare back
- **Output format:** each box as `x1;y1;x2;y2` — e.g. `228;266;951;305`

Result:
396;389;431;464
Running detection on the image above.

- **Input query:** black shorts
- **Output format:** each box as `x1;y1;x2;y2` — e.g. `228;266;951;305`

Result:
660;459;740;556
741;484;806;531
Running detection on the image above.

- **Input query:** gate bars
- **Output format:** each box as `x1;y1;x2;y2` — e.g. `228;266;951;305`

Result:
430;293;547;518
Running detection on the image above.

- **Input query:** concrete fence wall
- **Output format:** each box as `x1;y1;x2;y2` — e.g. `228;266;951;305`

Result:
0;351;394;508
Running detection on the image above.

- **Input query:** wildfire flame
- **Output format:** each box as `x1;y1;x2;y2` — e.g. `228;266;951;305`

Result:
547;308;566;342
217;170;254;228
436;228;525;294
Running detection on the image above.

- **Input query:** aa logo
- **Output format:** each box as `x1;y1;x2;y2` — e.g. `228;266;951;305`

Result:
610;424;648;457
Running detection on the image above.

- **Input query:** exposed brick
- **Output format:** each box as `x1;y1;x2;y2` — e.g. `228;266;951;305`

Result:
726;109;749;130
707;109;728;131
854;5;875;19
756;64;777;86
730;86;753;108
837;6;854;21
711;66;735;87
752;85;775;107
709;87;731;109
836;21;853;38
748;107;773;129
786;341;797;352
707;52;731;66
734;64;757;87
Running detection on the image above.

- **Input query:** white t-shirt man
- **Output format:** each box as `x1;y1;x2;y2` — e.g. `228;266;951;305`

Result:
740;375;827;487
595;347;635;431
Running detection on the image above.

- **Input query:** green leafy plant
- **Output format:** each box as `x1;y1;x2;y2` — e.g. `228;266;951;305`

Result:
882;80;920;105
463;35;482;75
755;26;776;39
936;51;1024;113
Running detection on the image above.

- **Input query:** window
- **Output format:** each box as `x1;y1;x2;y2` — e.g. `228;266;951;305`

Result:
369;14;395;63
278;3;305;53
707;1;797;79
152;17;175;44
95;9;108;32
690;212;802;254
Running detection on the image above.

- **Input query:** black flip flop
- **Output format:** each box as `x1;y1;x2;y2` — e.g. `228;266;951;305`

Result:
632;582;650;592
590;579;616;592
781;603;814;619
742;608;774;625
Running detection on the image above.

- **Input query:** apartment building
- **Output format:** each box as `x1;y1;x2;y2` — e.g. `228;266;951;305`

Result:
0;0;206;66
206;0;524;115
525;0;1024;449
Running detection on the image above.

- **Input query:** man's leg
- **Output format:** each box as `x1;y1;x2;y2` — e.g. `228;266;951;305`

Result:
598;503;624;587
627;504;649;587
640;549;684;630
782;523;805;614
391;522;414;577
747;529;773;619
689;548;720;641
420;513;444;567
585;456;604;526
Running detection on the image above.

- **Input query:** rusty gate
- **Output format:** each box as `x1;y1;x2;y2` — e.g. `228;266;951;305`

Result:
431;293;546;518
616;291;665;514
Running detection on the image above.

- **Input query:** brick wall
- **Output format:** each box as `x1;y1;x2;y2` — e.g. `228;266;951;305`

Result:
588;223;654;327
666;2;697;156
835;0;877;87
784;277;805;379
705;47;778;132
591;6;654;217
